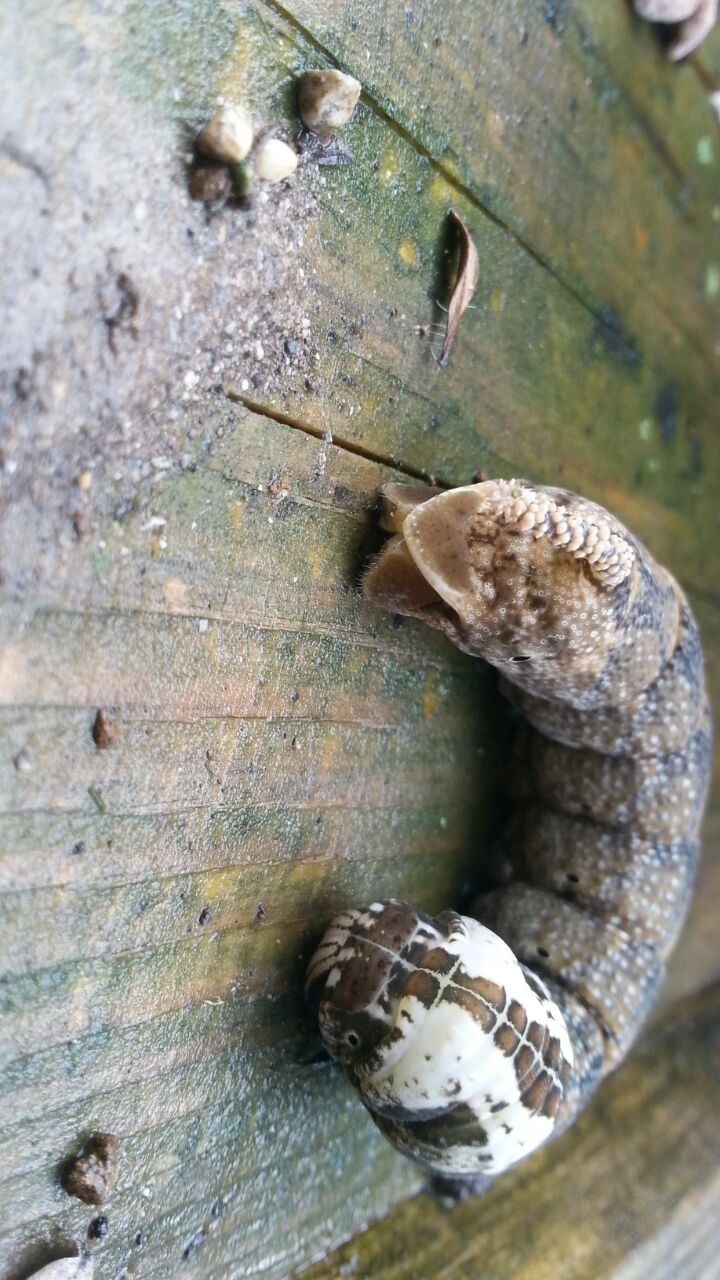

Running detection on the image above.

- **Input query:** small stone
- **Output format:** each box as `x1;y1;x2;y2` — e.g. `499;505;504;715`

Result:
92;709;120;750
25;1258;94;1280
196;104;253;165
87;1216;109;1240
284;338;298;357
198;906;211;926
76;470;93;491
253;138;298;183
63;1133;118;1206
13;747;32;773
298;69;362;136
188;164;233;203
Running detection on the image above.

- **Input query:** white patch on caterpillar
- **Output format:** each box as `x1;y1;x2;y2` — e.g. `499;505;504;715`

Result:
352;915;572;1174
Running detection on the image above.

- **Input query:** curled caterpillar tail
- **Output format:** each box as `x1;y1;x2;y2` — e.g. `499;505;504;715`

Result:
307;480;711;1186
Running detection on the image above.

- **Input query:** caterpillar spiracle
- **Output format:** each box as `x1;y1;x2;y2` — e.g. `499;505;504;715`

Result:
306;479;711;1190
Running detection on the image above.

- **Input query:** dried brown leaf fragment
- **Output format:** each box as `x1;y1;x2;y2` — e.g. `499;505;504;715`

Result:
439;210;479;370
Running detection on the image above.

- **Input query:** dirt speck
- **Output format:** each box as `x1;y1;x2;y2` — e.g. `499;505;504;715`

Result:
182;1229;205;1261
198;906;211;926
12;746;32;773
91;709;120;750
63;1132;118;1206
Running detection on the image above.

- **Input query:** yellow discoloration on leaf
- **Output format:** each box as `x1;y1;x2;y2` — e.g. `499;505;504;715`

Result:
378;148;401;184
398;239;418;268
428;173;456;205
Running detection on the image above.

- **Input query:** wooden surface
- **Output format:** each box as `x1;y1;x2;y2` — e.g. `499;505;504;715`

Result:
0;2;719;1278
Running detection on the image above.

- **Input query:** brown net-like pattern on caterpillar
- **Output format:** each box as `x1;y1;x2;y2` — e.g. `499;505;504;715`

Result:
306;480;711;1188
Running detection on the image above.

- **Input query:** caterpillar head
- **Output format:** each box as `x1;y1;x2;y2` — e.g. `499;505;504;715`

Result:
363;480;676;705
306;900;573;1177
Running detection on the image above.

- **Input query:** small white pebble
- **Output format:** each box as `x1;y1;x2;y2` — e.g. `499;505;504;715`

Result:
254;138;298;184
198;619;209;633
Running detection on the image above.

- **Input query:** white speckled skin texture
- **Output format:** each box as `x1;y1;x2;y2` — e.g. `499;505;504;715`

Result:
307;480;711;1188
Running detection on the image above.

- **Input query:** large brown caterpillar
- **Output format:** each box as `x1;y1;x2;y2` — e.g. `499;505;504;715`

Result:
306;479;711;1190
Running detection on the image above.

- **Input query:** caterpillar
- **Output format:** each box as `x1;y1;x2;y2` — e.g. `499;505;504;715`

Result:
306;478;711;1191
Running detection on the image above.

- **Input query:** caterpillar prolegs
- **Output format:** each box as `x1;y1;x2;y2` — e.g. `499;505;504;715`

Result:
306;479;712;1189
